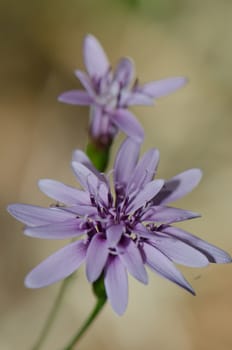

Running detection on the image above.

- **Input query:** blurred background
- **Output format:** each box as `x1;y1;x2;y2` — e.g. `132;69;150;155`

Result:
1;0;232;349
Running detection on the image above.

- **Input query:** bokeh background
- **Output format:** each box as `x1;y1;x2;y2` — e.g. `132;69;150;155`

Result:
1;0;232;349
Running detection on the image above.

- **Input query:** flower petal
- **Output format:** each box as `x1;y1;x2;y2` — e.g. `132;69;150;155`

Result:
119;239;148;284
153;169;202;205
142;206;200;224
142;242;195;294
58;90;93;105
86;234;109;282
72;149;106;182
163;226;232;264
128;179;164;213
114;138;140;187
110;109;144;143
7;204;75;226
149;233;209;267
139;77;187;98
106;224;124;247
24;219;86;239
74;70;95;97
126;92;154;106
72;161;109;204
25;240;87;288
38;179;90;206
127;148;159;192
104;256;128;315
114;58;134;87
83;34;109;78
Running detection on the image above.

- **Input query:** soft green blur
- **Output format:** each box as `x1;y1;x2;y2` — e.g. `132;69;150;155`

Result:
1;1;232;349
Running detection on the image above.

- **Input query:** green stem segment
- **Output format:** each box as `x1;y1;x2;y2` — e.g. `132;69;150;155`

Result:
31;275;73;350
62;296;107;350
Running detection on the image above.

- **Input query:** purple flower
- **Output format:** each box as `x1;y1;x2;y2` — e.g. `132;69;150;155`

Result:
8;139;231;315
58;34;187;144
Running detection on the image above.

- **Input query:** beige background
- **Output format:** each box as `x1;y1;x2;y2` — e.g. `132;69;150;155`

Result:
1;0;232;349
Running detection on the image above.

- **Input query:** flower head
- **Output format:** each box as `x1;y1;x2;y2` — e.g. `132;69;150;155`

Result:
8;139;231;315
58;34;187;145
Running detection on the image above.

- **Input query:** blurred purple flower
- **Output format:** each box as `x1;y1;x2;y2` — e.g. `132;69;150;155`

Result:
58;34;187;144
8;139;231;315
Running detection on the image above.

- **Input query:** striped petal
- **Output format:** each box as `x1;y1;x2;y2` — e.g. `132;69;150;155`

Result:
163;226;232;264
24;219;85;239
86;234;108;282
25;240;87;288
7;204;75;226
58;90;93;105
142;242;195;294
104;256;128;315
38;179;90;206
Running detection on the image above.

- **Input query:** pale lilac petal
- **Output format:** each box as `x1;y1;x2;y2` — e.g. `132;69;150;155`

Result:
114;58;134;87
142;242;195;294
24;219;86;239
83;34;109;78
142;206;200;223
153;169;202;205
110;109;144;143
104;256;128;315
72;161;109;205
139;77;187;98
119;239;148;284
74;70;95;97
25;240;87;288
106;224;124;247
126;92;154;106
86;234;109;282
58;90;93;105
163;226;232;264
72;149;106;182
38;179;90;205
114;138;140;187
89;105;105;138
65;204;97;217
149;233;209;267
127;148;159;192
128;179;164;212
134;223;154;239
7;204;75;226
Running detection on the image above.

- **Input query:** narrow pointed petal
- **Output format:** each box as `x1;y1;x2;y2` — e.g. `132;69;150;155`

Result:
106;224;124;247
104;256;128;315
24;219;85;239
110;109;144;143
58;90;93;105
86;234;108;282
83;34;109;78
25;240;87;288
127;148;159;192
150;233;209;267
143;242;195;294
163;226;232;264
114;138;140;187
72;149;106;182
126;92;154;106
72;161;109;204
74;70;95;97
71;161;99;191
119;239;148;284
7;204;75;226
128;179;164;212
153;169;202;205
114;58;134;87
142;206;200;224
139;77;187;98
38;179;90;205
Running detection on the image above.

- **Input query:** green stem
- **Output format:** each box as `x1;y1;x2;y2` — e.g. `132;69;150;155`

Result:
31;275;73;350
62;296;107;350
